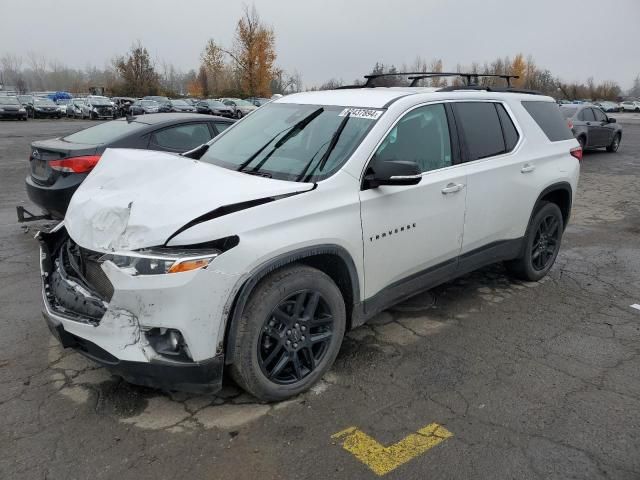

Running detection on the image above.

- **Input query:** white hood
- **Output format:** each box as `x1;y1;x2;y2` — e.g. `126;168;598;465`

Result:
65;148;313;251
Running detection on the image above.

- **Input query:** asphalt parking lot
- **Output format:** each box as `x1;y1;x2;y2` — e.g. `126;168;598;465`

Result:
1;117;640;480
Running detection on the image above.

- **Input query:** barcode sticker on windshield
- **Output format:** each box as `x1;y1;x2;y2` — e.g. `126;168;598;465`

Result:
339;108;383;120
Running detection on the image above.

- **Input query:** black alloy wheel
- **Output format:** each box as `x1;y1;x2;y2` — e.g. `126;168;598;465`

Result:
258;290;334;384
531;214;560;271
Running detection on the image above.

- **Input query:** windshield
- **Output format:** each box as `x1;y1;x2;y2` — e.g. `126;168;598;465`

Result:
171;99;188;106
141;100;159;107
56;99;72;105
233;99;254;107
208;101;226;108
18;96;32;103
560;107;577;118
199;103;380;182
89;97;111;105
34;98;56;106
1;97;21;105
63;120;147;144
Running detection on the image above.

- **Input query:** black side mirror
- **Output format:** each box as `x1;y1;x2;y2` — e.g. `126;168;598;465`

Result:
607;117;616;123
363;158;422;189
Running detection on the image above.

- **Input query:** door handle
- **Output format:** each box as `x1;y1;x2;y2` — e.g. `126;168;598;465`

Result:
586;122;591;125
441;183;464;194
521;164;535;173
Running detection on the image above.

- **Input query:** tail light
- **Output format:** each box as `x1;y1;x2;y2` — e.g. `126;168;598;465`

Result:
567;119;573;129
570;146;582;162
49;155;101;173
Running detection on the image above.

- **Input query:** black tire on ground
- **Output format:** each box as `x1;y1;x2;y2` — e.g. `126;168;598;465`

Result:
606;133;621;153
236;110;243;119
504;201;564;282
229;264;346;401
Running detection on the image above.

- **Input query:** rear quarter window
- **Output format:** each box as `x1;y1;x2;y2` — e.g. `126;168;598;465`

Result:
63;120;147;145
522;101;574;142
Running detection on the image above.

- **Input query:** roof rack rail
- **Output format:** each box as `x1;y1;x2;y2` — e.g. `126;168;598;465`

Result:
437;85;544;95
360;71;520;88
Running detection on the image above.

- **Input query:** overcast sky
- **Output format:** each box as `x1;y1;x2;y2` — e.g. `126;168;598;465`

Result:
3;0;640;89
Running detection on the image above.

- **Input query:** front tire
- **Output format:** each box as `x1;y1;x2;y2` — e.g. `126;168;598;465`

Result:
606;133;621;153
230;265;346;401
505;202;564;282
236;110;243;119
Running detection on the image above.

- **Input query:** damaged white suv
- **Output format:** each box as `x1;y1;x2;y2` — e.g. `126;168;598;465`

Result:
39;79;580;400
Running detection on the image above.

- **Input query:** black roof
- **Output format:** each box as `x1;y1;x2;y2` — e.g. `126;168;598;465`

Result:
120;112;233;126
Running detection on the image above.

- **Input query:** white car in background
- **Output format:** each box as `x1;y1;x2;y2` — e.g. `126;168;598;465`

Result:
621;100;640;112
39;80;580;401
219;97;258;118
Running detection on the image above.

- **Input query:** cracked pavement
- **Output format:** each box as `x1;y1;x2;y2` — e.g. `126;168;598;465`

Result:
1;119;639;479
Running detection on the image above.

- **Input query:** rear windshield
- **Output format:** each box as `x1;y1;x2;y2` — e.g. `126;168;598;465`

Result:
522;101;574;142
560;107;578;118
63;120;147;145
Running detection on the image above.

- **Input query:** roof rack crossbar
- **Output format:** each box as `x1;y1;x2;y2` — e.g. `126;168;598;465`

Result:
362;72;519;88
436;85;543;95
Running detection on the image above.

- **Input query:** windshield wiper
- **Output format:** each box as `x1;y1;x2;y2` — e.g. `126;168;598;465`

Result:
302;112;351;182
237;107;324;173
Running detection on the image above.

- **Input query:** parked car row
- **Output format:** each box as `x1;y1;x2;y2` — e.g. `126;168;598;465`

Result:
1;92;278;121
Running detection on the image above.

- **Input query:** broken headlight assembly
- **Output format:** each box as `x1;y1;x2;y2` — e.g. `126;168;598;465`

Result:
100;249;220;276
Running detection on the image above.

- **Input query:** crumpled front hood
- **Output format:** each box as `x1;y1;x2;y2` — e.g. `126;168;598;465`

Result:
65;148;313;251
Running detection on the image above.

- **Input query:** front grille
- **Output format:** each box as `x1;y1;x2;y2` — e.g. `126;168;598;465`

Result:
82;251;115;301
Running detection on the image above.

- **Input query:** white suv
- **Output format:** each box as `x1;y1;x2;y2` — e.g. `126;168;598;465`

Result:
39;82;580;400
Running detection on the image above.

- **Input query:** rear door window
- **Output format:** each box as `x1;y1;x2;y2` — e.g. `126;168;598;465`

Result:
150;123;213;151
522;101;575;141
453;102;505;161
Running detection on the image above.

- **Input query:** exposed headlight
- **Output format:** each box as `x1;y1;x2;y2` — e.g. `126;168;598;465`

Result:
0;108;4;112
100;249;220;276
20;108;27;112
92;107;98;112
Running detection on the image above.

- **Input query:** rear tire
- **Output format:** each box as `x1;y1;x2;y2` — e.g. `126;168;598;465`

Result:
577;135;586;149
505;202;564;282
606;133;621;153
236;110;243;119
229;265;346;401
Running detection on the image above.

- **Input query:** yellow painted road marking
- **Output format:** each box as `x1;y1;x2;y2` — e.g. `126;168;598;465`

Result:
332;423;453;476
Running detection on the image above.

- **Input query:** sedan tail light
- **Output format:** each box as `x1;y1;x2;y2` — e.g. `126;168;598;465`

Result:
570;146;582;162
567;119;573;129
49;154;102;173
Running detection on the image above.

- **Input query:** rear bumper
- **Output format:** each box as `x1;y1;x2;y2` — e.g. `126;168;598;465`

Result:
25;174;85;219
44;311;224;393
0;112;27;119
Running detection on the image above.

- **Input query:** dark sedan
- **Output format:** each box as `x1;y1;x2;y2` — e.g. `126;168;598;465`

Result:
33;97;62;118
25;113;235;218
158;99;197;113
560;104;622;152
195;99;235;118
0;96;28;120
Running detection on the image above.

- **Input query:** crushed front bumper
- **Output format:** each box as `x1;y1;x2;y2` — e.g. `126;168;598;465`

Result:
44;312;224;393
38;225;233;394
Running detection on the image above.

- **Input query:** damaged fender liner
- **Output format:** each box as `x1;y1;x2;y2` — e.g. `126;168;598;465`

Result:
45;316;224;394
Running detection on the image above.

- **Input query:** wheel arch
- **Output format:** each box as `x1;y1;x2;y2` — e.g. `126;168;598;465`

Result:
533;182;573;231
222;244;361;365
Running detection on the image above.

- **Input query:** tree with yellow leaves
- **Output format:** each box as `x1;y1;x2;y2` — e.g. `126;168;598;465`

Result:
510;54;526;88
228;5;276;98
